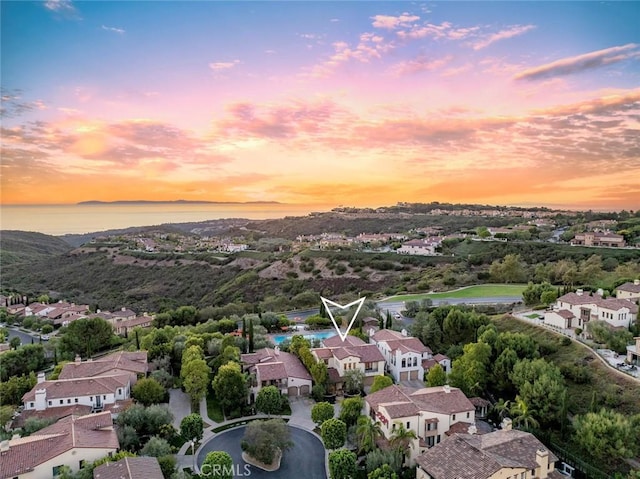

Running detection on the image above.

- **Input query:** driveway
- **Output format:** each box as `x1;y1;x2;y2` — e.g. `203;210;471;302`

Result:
169;388;192;430
197;425;327;479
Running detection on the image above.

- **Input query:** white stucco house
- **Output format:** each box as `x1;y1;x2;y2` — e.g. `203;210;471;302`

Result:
0;411;118;479
544;290;637;330
616;280;640;301
365;384;475;466
369;329;434;382
22;372;131;412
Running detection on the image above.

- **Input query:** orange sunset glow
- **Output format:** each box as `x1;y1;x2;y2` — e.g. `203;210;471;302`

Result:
1;1;639;210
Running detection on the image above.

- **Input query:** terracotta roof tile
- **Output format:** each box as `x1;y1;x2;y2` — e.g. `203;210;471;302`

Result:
94;456;164;479
0;412;118;479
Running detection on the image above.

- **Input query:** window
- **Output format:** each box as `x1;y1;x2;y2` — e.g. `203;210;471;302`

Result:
59;400;63;405
452;414;456;420
402;359;406;368
466;412;470;418
67;399;71;404
118;388;122;395
48;401;52;406
103;395;106;400
406;421;410;429
413;357;417;367
75;398;78;403
90;396;93;401
53;465;63;476
30;402;34;408
392;423;396;432
79;460;85;469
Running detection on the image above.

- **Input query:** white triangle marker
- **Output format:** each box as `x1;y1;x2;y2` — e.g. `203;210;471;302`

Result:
320;296;367;342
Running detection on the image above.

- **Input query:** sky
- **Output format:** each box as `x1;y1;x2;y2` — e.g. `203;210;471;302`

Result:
1;1;639;210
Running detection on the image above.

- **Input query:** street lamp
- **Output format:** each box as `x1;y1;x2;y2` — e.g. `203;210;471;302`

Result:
191;440;196;471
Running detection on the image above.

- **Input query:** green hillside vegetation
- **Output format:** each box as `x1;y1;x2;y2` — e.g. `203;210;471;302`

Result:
0;230;72;266
493;315;640;417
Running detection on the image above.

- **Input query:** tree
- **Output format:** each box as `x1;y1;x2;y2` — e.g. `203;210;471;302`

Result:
157;455;177;479
573;409;637;462
368;464;399;479
328;449;357;479
339;397;363;427
212;362;248;418
9;336;20;350
248;318;255;353
59;317;115;358
489;254;526;283
365;450;402;473
356;415;383;454
202;451;233;479
140;436;172;457
132;378;166;406
240;419;292;465
509;396;540;430
448;342;492;396
180;413;204;443
321;418;347;450
181;357;211;405
343;369;364;395
255;385;283;416
370;375;393;393
425;364;446;387
389;422;417;465
311;401;335;426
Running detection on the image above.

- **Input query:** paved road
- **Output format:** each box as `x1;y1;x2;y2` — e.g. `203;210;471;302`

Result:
196;426;326;479
5;326;42;345
284;296;522;321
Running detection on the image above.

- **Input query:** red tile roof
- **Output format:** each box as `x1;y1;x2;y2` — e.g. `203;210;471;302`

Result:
0;411;118;479
557;293;638;313
94;457;164;479
416;429;558;479
323;335;366;348
366;385;473;419
58;351;148;380
23;374;130;403
242;348;311;381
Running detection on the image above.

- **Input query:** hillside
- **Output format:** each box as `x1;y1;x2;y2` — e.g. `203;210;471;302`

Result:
0;230;73;266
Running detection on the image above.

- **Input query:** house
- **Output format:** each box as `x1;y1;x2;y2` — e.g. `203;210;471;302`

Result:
469;397;491;419
397;239;441;256
110;314;154;336
544;290;638;330
58;351;148;385
627;337;640;366
22;372;131;412
312;335;385;391
369;329;433;382
423;354;451;375
415;426;562;479
616;280;640;301
93;457;163;479
365;384;476;466
241;347;312;398
0;411;119;479
571;232;625;247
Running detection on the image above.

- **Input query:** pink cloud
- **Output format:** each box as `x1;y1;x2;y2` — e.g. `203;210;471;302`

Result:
471;24;535;50
371;13;420;30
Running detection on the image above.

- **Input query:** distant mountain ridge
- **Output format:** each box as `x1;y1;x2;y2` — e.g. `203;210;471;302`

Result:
77;200;281;205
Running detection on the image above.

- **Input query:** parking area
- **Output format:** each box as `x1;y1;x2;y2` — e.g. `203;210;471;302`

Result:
596;349;640;378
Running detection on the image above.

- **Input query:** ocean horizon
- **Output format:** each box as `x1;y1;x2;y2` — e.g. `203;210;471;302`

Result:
0;203;333;236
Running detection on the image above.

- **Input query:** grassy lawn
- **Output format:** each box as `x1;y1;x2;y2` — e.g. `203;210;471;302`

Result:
206;393;225;423
390;283;527;302
493;315;640;417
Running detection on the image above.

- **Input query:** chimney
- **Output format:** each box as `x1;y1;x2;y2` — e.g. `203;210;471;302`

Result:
0;440;9;452
536;448;550;477
37;372;45;384
576;289;583;296
75;354;82;364
596;288;604;297
401;329;408;337
274;346;280;356
122;307;126;311
501;418;513;430
634;279;640;285
443;384;451;393
468;424;477;435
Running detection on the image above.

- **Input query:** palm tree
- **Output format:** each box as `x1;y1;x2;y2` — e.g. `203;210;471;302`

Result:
355;416;383;454
389;422;417;466
510;396;539;430
493;398;512;420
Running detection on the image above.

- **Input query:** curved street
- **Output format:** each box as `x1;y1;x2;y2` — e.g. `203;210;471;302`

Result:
196;425;327;479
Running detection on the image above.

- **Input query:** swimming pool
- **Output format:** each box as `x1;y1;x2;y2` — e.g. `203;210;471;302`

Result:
271;330;336;345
